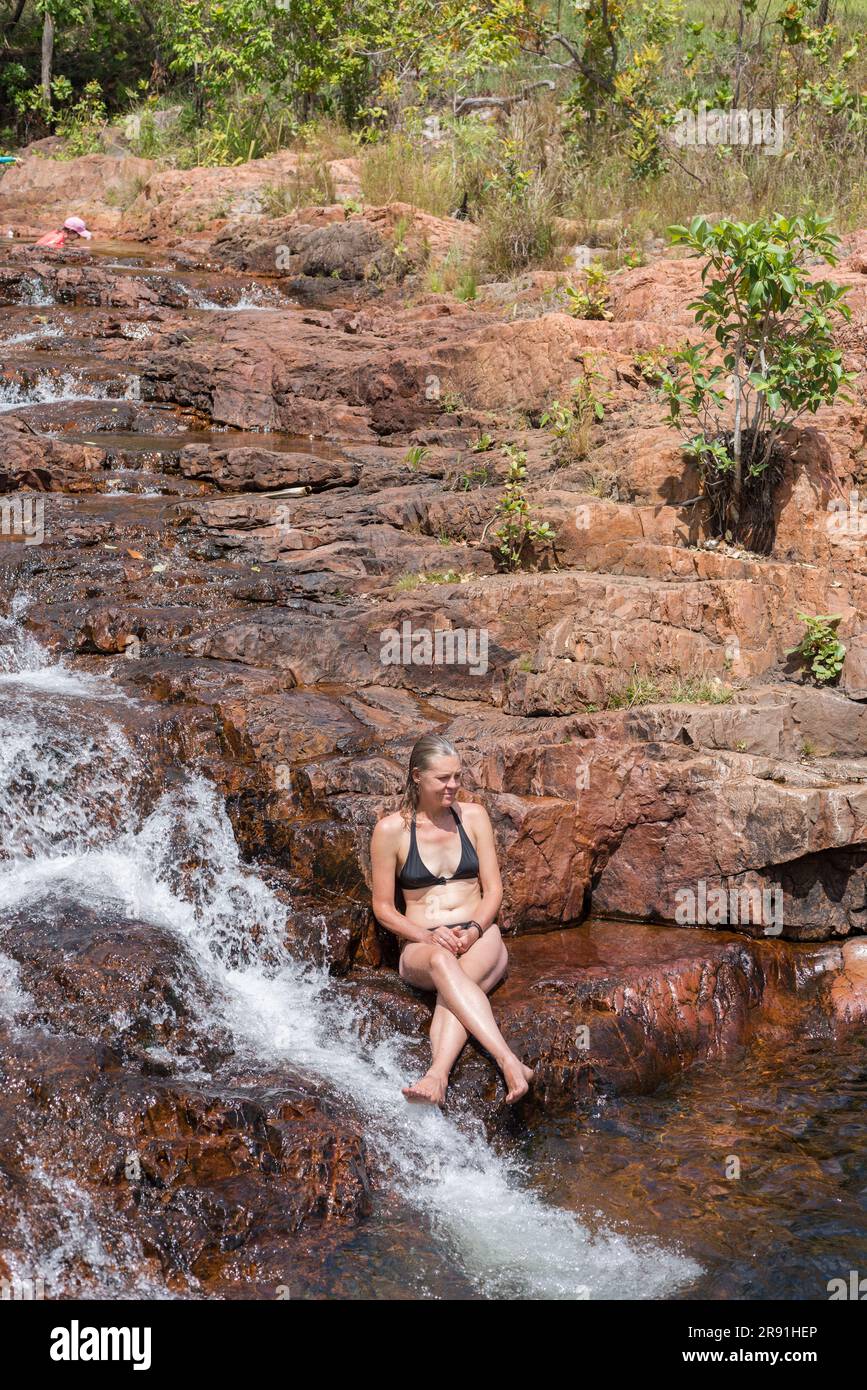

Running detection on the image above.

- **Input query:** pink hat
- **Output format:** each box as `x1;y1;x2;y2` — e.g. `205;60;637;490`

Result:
63;216;92;239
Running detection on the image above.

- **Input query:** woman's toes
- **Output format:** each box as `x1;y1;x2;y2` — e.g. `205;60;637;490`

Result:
402;1072;447;1105
502;1057;532;1104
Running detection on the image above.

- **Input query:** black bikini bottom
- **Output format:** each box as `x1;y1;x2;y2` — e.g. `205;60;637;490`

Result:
401;921;480;951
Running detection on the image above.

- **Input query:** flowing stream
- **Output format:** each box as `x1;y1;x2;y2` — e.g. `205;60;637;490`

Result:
3;241;864;1303
0;371;141;413
0;611;701;1299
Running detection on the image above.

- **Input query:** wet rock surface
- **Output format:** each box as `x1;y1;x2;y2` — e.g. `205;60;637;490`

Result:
0;1022;376;1297
0;180;865;1296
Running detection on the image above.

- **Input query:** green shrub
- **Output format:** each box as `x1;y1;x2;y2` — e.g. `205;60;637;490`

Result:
786;612;846;684
541;364;607;464
477;184;558;277
562;263;612;320
491;446;557;570
660;214;854;545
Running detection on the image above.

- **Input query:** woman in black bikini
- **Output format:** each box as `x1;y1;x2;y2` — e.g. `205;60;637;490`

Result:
370;733;534;1106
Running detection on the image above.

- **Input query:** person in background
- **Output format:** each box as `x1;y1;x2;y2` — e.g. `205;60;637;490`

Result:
34;216;92;249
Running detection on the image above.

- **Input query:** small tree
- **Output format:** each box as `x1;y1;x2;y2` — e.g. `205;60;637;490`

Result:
660;214;854;547
491;446;556;570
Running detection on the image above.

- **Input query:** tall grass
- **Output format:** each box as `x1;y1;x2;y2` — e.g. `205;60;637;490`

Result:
477;184;561;276
360;135;460;216
122;6;867;257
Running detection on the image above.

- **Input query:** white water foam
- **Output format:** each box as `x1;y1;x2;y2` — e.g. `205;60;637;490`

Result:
192;286;286;312
2;1159;174;1300
18;275;55;307
121;322;152;340
0;371;141;414
0;621;702;1299
0;613;126;699
0;950;29;1025
1;323;63;347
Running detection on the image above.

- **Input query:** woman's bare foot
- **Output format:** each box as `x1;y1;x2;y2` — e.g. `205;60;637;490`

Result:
402;1069;448;1105
502;1056;534;1105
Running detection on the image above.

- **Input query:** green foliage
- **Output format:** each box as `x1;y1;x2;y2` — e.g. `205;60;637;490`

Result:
660;213;854;539
199;98;304;165
607;664;735;708
470;433;495;452
450;460;494;490
667;674;734;705
562;263;612;320
541;363;607;465
0;0;864;259
477;181;557;276
55;81;108;156
476;131;567;272
454;266;478;301
272;153;336;208
392;214;411;257
524;0;682;179
491;446;556;570
395;568;466;590
404;444;430;469
607;667;665;709
634;344;681;383
161;1;280;110
786;612;846;684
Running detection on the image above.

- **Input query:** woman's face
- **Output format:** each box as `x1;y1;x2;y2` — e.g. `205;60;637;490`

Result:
414;755;461;810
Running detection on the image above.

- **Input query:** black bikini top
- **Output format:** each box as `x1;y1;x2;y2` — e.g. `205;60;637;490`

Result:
397;807;480;890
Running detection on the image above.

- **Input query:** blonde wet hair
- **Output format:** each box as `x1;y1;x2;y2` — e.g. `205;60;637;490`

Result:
399;733;459;822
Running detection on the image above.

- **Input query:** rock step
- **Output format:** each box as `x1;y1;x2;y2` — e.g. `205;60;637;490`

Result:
350;921;867;1118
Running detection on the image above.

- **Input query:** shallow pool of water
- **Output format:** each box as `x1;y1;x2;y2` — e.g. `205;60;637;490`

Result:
521;1032;867;1299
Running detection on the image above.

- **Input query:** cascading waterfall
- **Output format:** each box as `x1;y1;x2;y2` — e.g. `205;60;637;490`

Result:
0;614;702;1299
194;294;279;312
6;1159;174;1301
18;275;55;307
0;948;27;1026
1;324;63;347
190;282;289;312
0;371;142;413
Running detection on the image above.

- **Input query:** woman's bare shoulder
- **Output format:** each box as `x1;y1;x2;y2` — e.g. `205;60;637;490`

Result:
372;810;406;842
459;800;491;828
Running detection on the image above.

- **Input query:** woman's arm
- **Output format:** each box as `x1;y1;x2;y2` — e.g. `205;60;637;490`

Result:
468;803;503;933
370;817;427;946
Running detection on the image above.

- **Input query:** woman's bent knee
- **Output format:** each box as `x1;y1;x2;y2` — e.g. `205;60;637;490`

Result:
429;949;459;977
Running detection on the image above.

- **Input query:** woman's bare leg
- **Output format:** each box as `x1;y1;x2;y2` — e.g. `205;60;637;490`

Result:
430;929;509;1081
405;931;507;1103
400;928;532;1103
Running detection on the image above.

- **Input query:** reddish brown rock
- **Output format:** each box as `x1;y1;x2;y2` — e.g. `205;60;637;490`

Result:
177;445;360;492
120;153;361;240
350;920;867;1117
0;414;106;491
0;152;157;235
